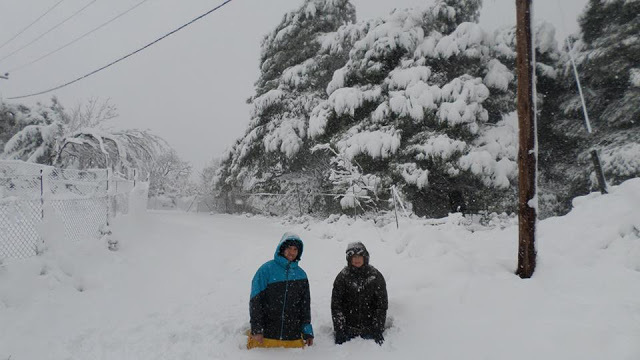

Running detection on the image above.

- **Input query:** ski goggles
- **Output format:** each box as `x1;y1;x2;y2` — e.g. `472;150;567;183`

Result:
346;247;366;257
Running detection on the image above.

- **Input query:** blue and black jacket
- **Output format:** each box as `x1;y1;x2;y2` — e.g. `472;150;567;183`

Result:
250;232;314;340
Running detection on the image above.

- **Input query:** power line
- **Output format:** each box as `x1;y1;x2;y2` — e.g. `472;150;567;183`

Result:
0;0;100;64
0;0;66;51
8;0;234;100
8;0;150;74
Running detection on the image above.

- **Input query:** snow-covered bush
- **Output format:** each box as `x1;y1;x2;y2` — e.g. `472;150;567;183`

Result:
2;97;170;178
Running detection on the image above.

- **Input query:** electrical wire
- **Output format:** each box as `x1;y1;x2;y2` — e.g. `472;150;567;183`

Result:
0;0;66;51
8;0;150;74
7;0;233;100
0;0;100;64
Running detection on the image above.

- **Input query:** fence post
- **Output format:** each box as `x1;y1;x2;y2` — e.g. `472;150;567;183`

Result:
105;169;110;226
133;169;136;188
39;169;44;220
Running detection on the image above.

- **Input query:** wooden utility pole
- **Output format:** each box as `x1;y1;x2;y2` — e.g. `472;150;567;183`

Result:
515;0;537;278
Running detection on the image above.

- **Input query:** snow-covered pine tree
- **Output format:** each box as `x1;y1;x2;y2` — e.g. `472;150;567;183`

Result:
215;0;357;215
309;0;525;217
489;21;570;218
0;101;42;152
540;0;640;215
571;0;639;182
1;98;67;164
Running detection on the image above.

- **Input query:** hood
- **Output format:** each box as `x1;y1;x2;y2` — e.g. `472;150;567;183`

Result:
346;241;369;265
274;232;304;262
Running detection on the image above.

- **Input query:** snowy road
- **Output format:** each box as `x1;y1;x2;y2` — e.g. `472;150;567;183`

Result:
3;182;640;360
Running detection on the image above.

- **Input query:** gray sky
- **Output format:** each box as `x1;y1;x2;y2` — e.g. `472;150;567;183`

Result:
0;0;588;173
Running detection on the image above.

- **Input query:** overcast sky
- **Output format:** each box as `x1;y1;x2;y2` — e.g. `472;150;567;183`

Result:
0;0;588;174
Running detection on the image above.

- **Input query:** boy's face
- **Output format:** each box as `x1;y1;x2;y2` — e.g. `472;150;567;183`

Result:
350;254;364;268
283;245;298;262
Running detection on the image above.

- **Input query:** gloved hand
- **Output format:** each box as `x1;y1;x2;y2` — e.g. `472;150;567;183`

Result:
335;331;348;345
251;333;264;344
305;336;314;346
373;332;384;345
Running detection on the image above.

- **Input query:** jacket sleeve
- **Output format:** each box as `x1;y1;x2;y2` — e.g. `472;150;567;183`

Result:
249;266;267;335
300;278;314;339
331;271;347;335
372;270;388;334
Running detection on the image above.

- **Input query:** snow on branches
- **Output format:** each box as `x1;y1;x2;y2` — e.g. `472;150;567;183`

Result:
458;112;518;188
1;97;171;181
336;127;401;161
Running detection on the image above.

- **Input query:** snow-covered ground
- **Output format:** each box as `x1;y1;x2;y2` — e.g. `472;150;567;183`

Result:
2;179;640;360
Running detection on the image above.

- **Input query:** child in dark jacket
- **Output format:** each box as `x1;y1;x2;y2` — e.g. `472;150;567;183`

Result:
248;232;314;348
331;241;388;345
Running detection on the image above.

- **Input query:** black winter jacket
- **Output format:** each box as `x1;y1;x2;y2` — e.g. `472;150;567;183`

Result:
331;263;388;342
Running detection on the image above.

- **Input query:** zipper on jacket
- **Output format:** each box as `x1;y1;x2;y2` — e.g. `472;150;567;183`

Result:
279;264;290;340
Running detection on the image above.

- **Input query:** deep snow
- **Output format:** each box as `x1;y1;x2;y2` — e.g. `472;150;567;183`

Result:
1;179;640;359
